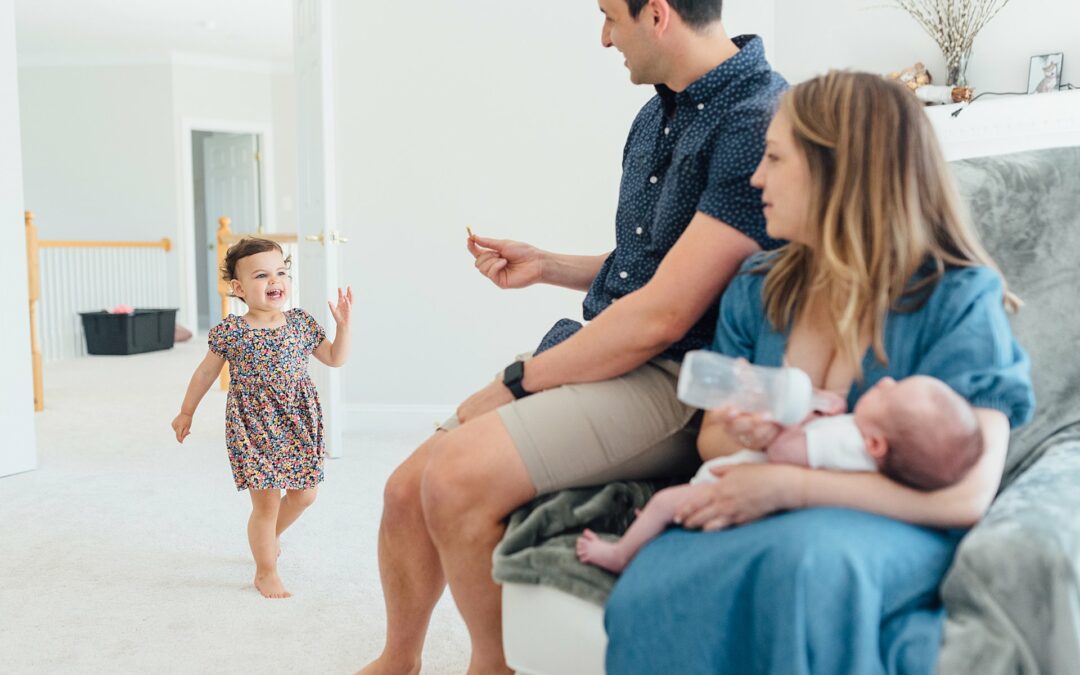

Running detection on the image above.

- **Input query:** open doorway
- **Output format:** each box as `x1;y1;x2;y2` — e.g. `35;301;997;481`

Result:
184;126;273;332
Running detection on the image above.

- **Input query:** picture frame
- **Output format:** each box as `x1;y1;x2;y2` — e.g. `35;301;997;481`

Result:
1028;53;1064;94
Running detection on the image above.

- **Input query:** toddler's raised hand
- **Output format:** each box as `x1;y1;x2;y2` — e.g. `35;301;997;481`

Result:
172;413;192;444
328;286;353;326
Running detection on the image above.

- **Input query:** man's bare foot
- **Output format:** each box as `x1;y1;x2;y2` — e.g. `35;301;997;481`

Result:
466;657;514;675
254;571;291;599
576;528;630;574
354;655;420;675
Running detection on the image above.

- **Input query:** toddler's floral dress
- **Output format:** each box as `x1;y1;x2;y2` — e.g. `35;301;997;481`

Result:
208;308;326;491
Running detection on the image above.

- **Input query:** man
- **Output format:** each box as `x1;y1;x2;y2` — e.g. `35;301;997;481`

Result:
360;1;786;672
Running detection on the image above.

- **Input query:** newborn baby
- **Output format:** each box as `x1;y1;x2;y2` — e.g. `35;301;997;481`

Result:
577;375;982;573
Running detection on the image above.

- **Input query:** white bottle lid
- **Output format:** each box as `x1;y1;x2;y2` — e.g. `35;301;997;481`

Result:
774;368;813;425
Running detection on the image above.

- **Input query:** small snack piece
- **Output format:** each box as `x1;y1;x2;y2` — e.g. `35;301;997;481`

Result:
466;225;475;239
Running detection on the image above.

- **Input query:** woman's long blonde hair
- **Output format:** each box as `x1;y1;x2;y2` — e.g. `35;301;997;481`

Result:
761;71;1016;377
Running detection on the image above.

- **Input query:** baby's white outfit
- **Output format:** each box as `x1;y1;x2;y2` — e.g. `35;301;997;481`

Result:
691;414;876;484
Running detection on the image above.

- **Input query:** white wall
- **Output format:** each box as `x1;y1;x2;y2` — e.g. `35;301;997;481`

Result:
1;0;37;477
332;2;642;408
772;0;1078;91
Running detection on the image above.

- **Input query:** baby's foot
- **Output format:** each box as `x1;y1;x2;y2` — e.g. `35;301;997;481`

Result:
254;571;292;599
575;529;630;574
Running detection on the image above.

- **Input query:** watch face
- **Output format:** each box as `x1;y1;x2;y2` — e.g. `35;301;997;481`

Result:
504;361;528;398
505;361;524;384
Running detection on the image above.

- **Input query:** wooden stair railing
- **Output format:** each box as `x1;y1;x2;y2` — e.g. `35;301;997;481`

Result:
24;211;172;410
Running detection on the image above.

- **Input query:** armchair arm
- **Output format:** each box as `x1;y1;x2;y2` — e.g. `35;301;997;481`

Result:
938;440;1080;675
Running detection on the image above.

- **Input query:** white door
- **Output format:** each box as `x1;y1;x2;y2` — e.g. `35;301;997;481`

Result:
203;132;262;323
295;0;344;458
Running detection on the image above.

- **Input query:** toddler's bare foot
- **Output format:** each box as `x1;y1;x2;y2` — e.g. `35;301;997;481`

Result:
254;571;291;599
576;528;630;574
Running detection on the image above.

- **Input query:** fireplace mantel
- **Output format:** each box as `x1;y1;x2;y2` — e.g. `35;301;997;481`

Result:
925;89;1080;161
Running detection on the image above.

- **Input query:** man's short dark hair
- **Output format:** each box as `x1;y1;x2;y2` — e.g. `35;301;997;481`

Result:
625;0;723;29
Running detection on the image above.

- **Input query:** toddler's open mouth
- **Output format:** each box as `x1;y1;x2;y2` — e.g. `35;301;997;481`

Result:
267;288;285;300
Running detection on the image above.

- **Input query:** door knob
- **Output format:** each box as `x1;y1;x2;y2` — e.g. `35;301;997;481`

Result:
304;232;349;244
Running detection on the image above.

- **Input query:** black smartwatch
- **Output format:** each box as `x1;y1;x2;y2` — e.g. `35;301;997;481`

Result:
502;360;533;399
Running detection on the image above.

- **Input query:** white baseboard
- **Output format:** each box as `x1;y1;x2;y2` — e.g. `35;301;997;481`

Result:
340;404;456;436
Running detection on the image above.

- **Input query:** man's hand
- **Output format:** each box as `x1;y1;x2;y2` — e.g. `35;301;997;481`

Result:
456;379;515;424
467;233;545;289
172;413;193;443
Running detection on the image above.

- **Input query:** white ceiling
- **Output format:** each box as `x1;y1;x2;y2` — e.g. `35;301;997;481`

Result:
15;0;292;68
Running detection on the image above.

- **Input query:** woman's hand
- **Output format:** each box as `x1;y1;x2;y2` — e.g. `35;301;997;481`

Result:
467;233;545;289
675;463;807;531
704;405;783;450
171;413;193;443
328;286;353;326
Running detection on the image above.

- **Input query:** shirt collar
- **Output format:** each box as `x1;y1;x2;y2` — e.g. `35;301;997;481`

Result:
655;34;767;116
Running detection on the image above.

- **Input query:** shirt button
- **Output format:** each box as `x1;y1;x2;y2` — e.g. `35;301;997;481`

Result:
664;127;670;135
697;103;705;111
619;271;629;279
635;227;643;235
649;176;658;184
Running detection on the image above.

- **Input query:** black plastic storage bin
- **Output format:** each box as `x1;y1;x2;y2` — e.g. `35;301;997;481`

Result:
79;308;178;355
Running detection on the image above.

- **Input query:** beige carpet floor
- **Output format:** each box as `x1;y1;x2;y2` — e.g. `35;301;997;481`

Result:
0;337;469;674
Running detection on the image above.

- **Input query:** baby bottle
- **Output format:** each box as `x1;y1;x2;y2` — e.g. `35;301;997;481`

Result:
677;350;822;425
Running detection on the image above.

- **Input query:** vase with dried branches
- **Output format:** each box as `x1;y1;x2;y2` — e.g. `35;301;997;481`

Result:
888;0;1014;87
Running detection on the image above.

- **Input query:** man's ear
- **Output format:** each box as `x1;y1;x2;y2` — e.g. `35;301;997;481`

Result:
864;434;888;460
648;0;672;34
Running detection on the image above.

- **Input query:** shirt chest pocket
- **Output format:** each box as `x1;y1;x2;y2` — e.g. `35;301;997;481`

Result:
654;153;705;222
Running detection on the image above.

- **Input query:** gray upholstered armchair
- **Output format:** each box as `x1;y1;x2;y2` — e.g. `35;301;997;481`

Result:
937;145;1080;674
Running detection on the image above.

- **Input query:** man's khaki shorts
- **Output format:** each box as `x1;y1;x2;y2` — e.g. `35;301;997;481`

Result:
440;356;701;494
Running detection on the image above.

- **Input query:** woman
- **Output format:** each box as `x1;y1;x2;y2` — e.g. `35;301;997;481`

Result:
604;71;1035;674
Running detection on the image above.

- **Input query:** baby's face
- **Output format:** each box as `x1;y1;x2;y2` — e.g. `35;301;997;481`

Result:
854;375;939;433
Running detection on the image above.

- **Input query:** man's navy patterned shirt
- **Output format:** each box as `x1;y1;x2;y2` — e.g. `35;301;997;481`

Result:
537;35;788;360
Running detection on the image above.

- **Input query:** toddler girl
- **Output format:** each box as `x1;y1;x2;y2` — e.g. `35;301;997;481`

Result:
171;237;352;598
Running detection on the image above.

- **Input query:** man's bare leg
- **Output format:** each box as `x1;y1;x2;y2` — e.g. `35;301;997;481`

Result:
421;412;537;675
358;432;448;675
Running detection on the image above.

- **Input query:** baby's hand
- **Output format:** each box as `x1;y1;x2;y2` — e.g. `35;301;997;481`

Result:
328;286;353;326
171;413;192;444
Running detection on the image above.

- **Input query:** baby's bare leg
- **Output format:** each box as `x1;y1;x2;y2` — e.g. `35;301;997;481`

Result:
249;488;290;599
576;485;697;574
